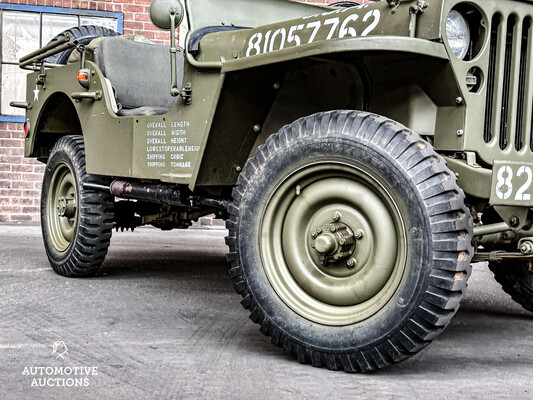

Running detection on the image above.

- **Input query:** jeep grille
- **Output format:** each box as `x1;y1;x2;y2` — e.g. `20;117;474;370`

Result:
483;13;533;152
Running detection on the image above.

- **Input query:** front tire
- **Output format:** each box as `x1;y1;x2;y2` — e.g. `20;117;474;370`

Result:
41;136;114;277
489;260;533;312
226;111;473;371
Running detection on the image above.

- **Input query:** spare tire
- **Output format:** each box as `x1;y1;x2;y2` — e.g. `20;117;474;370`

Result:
45;25;117;65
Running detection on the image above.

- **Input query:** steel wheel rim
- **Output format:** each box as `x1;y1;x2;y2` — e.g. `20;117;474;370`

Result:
260;161;408;326
47;162;78;252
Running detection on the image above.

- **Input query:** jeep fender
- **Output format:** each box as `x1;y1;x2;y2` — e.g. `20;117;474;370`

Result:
195;37;465;187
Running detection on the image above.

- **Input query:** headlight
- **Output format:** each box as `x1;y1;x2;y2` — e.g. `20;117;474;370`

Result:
446;10;470;60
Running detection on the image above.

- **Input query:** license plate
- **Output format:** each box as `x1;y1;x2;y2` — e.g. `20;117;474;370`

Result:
490;161;533;206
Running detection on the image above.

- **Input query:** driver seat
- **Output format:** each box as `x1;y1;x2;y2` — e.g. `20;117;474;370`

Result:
94;37;184;116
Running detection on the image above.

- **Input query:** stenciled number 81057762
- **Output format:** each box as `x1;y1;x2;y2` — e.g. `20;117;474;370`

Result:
245;7;381;57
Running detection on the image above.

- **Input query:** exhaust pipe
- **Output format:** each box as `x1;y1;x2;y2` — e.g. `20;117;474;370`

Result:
110;180;184;206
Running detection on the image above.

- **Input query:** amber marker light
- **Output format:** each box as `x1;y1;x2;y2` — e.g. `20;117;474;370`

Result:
77;71;89;81
77;69;91;89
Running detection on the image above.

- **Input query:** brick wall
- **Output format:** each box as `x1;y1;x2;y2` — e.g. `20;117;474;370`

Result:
0;122;43;223
0;0;367;223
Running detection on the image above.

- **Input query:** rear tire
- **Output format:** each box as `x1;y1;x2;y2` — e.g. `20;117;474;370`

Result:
41;136;114;277
226;110;473;371
489;260;533;312
45;25;117;65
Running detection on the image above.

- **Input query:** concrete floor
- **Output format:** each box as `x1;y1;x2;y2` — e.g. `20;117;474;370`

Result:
0;224;532;399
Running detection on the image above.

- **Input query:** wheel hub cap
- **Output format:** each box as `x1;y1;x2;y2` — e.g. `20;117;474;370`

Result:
310;219;357;266
57;195;76;218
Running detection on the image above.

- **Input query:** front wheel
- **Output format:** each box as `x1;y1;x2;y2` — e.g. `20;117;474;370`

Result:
226;111;473;371
489;260;533;312
41;136;114;277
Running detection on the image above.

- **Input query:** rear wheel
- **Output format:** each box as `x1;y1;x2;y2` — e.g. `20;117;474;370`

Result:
41;136;114;277
226;110;473;371
489;260;533;312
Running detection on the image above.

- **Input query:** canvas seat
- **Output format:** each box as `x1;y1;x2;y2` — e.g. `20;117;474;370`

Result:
94;37;184;116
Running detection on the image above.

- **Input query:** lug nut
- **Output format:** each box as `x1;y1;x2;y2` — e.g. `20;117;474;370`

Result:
347;258;357;268
354;229;364;239
331;212;341;221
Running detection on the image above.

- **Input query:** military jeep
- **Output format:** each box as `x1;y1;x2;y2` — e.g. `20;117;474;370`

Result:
11;0;533;371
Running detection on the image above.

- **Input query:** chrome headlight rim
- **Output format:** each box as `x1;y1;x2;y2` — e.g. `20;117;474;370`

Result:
446;9;471;60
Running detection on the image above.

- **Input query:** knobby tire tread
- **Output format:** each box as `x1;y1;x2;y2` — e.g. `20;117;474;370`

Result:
489;260;533;312
225;110;473;372
42;135;114;277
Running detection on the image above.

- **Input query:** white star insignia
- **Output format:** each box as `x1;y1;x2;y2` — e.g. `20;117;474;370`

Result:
33;86;40;102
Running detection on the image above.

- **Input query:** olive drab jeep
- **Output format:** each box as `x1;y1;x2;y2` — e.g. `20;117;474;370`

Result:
10;0;533;371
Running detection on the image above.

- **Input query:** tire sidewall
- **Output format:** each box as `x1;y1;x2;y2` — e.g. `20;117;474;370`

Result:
237;132;432;351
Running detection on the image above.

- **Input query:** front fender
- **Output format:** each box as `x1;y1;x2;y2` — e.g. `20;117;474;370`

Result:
221;36;449;73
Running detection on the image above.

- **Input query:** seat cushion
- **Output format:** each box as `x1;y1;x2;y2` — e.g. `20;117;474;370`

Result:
94;37;184;111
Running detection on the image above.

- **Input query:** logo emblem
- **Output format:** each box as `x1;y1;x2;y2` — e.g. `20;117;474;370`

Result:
33;85;40;102
51;341;68;360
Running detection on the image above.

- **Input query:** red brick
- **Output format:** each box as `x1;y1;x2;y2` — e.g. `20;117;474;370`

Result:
1;206;22;213
0;155;20;164
123;4;146;13
23;190;40;197
22;173;44;181
0;131;12;139
9;148;25;156
0;164;10;172
22;206;39;214
12;164;33;173
10;214;34;223
0;173;22;181
0;214;9;223
0;139;21;147
134;13;150;22
7;123;23;131
11;197;34;206
0;189;22;197
125;21;144;30
12;181;34;189
137;30;155;39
